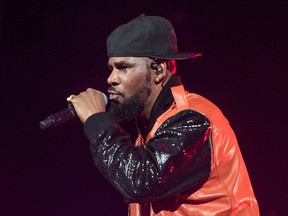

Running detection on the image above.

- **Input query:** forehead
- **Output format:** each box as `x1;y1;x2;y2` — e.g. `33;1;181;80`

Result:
108;56;151;66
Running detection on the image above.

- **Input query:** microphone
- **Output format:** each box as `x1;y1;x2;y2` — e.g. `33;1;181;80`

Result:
39;93;108;130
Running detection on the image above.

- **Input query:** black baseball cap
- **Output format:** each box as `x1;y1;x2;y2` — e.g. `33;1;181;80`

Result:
107;15;202;60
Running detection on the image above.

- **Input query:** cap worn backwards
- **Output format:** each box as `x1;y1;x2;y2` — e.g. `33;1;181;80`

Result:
107;14;202;60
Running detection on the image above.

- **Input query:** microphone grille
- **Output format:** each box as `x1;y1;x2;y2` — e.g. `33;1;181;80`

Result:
102;93;108;105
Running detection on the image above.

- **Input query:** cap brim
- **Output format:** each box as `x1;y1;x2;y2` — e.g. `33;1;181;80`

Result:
148;52;203;60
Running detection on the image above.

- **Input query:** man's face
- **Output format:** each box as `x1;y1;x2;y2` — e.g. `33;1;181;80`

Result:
107;57;153;123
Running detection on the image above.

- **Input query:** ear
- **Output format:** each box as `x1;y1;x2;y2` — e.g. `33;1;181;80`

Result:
155;65;163;75
151;63;162;75
154;62;168;84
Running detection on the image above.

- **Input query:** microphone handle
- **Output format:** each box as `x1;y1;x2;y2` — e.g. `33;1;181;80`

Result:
39;107;76;130
39;93;108;130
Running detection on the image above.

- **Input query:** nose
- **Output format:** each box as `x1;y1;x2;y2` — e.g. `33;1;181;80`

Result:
107;69;120;86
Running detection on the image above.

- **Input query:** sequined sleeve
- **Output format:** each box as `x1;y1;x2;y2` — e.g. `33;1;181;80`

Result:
84;109;211;204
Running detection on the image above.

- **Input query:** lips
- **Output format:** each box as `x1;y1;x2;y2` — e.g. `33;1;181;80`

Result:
109;93;120;100
108;90;122;101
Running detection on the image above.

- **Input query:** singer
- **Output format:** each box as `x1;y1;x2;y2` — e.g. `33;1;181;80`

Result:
66;15;259;215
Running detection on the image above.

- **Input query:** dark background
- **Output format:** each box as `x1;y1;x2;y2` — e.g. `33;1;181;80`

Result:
1;0;287;215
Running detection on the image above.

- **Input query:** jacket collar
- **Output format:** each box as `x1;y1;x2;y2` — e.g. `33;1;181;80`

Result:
141;75;183;138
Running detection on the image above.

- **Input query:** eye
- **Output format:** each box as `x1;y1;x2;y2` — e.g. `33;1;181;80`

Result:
111;61;133;72
117;65;128;71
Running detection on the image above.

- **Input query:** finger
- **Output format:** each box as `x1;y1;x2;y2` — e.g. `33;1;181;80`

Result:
66;94;77;102
86;88;96;92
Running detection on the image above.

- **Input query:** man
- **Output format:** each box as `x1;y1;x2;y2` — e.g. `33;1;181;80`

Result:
68;15;259;215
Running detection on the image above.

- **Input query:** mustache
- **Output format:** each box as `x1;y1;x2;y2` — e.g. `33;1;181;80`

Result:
108;86;124;97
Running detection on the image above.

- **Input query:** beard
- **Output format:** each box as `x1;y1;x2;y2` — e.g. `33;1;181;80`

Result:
108;74;152;125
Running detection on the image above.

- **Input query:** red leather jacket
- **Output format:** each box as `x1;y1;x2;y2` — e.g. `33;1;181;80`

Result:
84;77;259;216
129;85;259;215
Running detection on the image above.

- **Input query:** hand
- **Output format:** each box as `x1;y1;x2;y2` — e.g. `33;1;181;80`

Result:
67;88;106;123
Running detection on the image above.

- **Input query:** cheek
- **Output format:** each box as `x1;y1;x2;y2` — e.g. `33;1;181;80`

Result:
122;74;149;96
